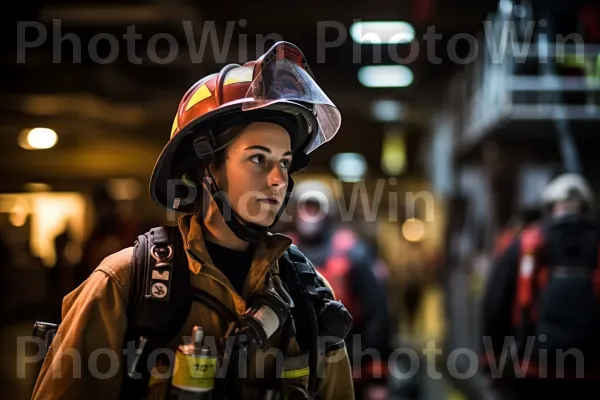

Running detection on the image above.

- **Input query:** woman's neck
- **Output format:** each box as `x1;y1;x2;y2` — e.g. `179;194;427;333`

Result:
200;202;250;252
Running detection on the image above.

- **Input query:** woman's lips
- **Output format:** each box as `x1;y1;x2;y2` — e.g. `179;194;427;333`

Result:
258;198;280;205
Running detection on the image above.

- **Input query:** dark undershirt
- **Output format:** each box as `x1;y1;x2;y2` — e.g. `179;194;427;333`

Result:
204;240;254;294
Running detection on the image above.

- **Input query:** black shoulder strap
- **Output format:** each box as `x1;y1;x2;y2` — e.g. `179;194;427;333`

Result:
278;244;335;394
281;244;334;301
127;225;192;340
120;225;193;398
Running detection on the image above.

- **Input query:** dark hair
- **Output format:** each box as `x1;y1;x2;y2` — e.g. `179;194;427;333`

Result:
190;125;246;216
212;148;226;169
190;123;249;184
210;124;249;169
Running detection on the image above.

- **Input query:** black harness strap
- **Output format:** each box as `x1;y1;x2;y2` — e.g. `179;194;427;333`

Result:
127;226;192;337
120;226;192;399
279;245;333;394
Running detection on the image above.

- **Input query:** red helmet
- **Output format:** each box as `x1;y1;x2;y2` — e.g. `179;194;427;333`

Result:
149;42;341;240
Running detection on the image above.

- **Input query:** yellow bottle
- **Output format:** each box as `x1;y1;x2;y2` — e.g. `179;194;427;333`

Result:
170;326;217;399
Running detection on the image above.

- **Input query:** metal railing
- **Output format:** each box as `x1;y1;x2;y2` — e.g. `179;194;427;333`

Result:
443;1;600;155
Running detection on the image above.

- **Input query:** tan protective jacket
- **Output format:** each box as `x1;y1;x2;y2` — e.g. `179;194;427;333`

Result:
31;214;354;399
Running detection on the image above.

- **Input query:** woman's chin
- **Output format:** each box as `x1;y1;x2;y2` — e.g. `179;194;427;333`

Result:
248;217;276;227
236;203;281;227
241;212;278;228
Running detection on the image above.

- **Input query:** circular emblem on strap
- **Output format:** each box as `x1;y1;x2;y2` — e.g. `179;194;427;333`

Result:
151;282;168;299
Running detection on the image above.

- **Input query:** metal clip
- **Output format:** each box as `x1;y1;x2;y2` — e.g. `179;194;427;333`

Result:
150;244;173;261
127;336;148;379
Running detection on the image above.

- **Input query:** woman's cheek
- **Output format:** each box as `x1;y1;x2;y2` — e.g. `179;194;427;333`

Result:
232;186;257;219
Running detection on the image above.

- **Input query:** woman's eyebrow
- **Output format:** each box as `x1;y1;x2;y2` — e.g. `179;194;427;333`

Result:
245;145;292;157
245;145;271;153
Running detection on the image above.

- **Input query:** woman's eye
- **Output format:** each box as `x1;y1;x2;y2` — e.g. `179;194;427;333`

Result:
280;159;292;170
249;154;265;165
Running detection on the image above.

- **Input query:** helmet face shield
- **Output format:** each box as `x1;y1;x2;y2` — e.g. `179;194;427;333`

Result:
242;42;341;153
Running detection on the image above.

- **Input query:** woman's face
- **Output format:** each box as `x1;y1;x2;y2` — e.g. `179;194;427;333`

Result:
210;121;292;227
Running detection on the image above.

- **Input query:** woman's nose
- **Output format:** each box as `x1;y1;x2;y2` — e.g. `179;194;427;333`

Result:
267;166;287;187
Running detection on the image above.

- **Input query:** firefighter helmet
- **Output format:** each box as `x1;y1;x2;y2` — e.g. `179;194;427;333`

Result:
149;41;341;241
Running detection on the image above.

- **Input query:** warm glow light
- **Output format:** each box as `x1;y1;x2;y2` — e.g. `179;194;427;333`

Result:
24;182;52;192
19;127;58;150
0;192;87;267
402;218;425;242
9;198;29;227
381;129;407;176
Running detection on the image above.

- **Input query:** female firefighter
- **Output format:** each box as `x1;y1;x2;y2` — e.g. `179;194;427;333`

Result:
32;42;355;400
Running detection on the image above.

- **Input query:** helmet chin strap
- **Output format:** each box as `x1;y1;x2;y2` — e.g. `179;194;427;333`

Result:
203;169;294;243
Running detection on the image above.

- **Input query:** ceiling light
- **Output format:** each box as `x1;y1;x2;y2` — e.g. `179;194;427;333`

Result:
372;100;405;122
331;153;368;182
18;127;58;150
358;65;414;88
350;21;415;44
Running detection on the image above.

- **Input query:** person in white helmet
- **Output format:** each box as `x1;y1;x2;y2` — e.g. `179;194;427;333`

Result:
480;172;600;399
282;179;392;400
540;172;595;216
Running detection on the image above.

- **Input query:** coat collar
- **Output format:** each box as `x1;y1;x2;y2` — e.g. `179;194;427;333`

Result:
177;214;292;300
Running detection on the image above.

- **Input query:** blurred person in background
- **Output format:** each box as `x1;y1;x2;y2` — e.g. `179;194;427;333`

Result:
50;223;74;321
480;172;600;399
283;179;392;400
494;206;542;257
74;184;139;289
